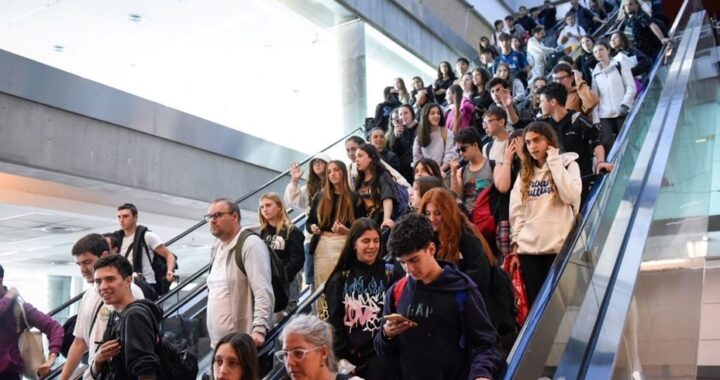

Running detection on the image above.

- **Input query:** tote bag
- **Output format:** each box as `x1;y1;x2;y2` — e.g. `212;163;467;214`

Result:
17;300;46;380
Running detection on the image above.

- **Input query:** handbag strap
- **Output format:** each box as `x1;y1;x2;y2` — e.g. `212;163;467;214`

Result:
16;298;31;334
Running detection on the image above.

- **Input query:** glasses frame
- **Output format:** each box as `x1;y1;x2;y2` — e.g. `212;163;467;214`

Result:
275;346;323;362
203;211;234;222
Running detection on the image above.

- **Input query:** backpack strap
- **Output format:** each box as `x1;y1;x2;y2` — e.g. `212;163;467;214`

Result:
483;139;496;171
392;276;409;311
455;289;469;349
124;225;149;272
87;301;104;341
233;229;257;275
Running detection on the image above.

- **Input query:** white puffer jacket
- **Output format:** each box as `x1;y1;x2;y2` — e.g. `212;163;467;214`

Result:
591;61;637;119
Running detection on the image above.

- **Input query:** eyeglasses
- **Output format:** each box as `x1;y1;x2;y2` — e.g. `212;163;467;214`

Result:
483;118;499;125
553;75;570;81
275;347;322;362
203;212;233;222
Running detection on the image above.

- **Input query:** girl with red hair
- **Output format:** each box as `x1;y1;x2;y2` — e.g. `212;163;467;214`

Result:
418;188;495;290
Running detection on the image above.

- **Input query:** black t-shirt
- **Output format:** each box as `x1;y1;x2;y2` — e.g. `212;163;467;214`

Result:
357;171;398;223
540;112;600;178
620;12;662;58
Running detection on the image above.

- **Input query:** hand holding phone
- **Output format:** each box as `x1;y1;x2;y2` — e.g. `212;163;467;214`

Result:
385;313;418;327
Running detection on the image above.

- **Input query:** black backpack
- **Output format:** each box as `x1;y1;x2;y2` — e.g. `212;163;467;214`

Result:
486;265;519;336
116;225;177;296
234;229;290;312
118;303;199;380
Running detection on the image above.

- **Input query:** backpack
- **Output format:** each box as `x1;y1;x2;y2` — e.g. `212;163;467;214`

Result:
117;225;177;296
392;181;410;220
103;303;198;380
234;229;290;312
471;186;497;244
486;266;519;336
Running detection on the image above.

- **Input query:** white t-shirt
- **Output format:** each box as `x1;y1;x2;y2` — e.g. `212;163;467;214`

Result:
73;283;144;363
485;138;509;165
207;231;241;346
120;230;164;284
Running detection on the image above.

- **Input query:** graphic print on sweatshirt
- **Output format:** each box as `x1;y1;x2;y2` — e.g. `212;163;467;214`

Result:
343;276;387;334
528;179;553;198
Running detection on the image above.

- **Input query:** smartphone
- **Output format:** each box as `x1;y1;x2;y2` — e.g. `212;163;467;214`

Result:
385;313;418;327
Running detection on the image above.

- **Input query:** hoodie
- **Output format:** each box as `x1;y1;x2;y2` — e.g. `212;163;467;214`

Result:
509;151;582;255
374;261;501;380
101;299;163;380
325;259;402;362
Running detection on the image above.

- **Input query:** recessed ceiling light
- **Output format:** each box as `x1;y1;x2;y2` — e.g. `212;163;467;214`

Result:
36;226;86;234
128;14;142;22
53;45;64;52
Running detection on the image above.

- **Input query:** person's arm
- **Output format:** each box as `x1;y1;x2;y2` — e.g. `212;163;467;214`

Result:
285;227;306;280
284;170;308;212
60;338;88;380
324;274;350;358
441;130;458;171
306;192;321;234
152;244;176;282
493;137;521;193
412;136;422;167
576;79;600;114
465;289;502;380
460;233;491;291
508;175;525;247
381;198;395;229
25;302;64;376
244;237;275;346
650;22;670;45
450;164;464;199
547;149;583;207
620;63;638;109
122;309;160;380
374;286;401;357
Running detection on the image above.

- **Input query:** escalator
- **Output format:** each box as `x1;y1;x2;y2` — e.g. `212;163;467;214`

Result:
503;0;716;378
44;127;363;379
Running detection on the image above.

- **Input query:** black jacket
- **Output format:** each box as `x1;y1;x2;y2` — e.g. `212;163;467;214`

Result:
540;111;600;178
101;300;163;380
389;123;419;183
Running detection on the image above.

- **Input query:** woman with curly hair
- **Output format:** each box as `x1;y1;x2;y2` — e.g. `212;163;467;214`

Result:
509;122;581;305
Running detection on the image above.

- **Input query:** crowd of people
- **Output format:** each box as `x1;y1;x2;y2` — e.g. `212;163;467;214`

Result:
0;1;674;379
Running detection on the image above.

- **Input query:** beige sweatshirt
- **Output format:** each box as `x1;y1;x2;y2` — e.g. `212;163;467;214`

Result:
509;151;582;254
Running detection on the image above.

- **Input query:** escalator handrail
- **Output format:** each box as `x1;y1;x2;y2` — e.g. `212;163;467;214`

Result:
578;8;703;378
48;127;362;318
257;283;327;357
501;26;674;379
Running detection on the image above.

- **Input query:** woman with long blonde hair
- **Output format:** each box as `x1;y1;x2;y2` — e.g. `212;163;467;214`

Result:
258;192;305;310
509;122;581;305
306;161;365;317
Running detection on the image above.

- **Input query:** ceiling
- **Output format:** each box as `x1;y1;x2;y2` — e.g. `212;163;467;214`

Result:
0;0;354;154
